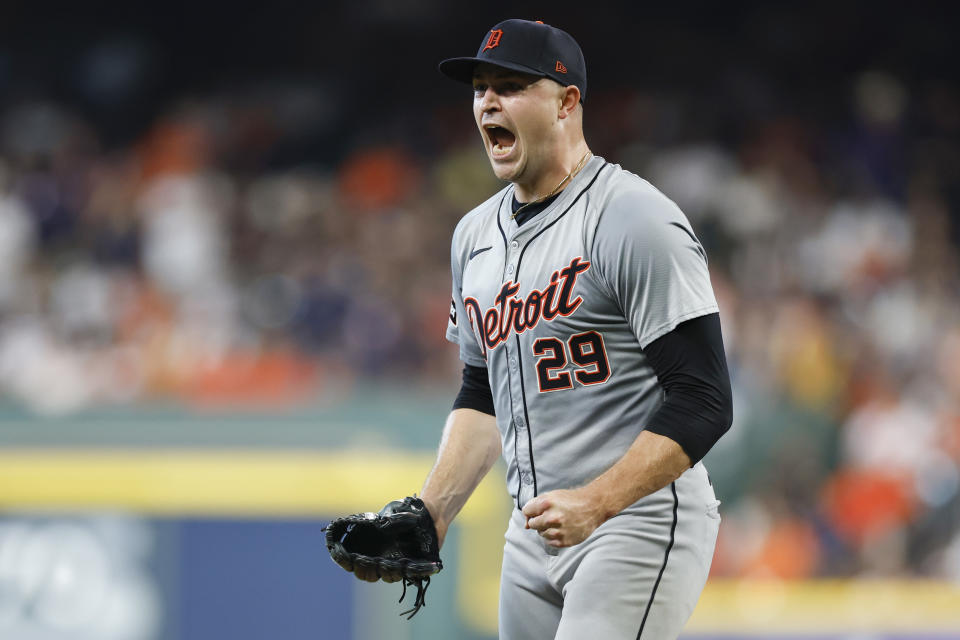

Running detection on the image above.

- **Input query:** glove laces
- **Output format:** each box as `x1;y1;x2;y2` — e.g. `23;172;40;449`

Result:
398;576;431;619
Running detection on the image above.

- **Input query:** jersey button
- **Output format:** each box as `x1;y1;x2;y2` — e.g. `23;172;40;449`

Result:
509;357;517;369
507;264;515;275
510;240;519;249
516;417;525;429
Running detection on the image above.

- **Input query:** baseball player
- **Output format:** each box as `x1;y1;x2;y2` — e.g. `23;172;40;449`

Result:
355;19;733;639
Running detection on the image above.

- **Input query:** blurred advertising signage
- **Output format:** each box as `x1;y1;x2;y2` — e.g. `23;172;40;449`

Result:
0;514;350;640
0;515;161;639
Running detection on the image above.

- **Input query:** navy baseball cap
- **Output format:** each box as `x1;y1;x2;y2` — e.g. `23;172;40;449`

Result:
439;19;587;102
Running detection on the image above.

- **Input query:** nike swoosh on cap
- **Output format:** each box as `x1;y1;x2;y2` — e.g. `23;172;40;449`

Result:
469;246;493;260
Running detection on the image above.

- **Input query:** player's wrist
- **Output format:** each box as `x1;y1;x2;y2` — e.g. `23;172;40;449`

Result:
419;495;449;546
576;482;618;526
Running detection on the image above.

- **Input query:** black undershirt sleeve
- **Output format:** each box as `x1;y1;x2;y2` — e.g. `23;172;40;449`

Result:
452;363;496;416
642;312;733;465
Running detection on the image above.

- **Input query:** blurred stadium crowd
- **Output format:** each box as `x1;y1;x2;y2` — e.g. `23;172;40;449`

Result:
1;2;958;587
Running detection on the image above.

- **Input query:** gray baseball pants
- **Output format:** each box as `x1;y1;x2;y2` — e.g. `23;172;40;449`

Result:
498;462;720;639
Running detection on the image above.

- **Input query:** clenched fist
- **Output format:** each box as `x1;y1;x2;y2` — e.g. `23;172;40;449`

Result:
522;488;606;548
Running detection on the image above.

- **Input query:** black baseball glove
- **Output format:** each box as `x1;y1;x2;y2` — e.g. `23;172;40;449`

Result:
323;496;443;619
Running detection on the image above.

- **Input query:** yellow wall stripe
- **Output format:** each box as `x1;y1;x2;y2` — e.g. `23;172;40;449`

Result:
0;448;507;520
689;579;960;631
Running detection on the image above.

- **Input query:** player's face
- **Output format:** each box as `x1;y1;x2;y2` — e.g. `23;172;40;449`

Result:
472;66;563;189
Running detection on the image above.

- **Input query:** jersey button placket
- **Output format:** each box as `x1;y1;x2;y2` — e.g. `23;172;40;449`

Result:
504;236;532;506
504;232;522;281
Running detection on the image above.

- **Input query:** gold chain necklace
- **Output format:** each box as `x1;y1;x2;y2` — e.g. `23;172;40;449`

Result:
510;151;592;220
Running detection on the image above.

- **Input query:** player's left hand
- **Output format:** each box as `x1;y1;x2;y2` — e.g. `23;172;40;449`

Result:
522;488;605;548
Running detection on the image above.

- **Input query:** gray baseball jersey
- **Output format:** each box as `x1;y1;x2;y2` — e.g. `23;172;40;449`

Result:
446;156;721;639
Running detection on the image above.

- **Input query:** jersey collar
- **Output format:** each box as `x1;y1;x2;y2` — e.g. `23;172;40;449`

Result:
499;155;607;236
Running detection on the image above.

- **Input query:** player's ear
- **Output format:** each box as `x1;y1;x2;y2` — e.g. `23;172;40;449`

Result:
558;85;581;119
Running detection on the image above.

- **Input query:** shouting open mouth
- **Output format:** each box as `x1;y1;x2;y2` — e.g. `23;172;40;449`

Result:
484;123;517;159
